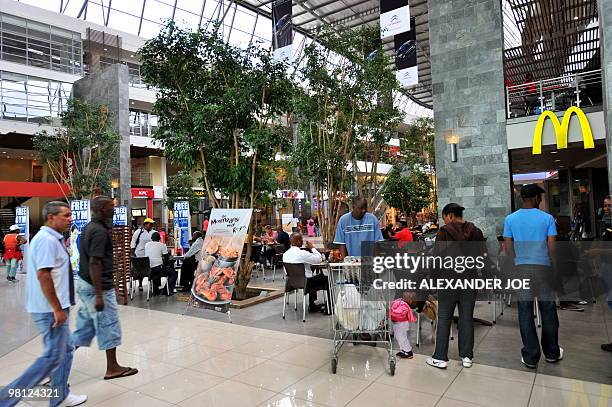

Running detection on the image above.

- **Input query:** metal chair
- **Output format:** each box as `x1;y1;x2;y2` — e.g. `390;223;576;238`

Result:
250;244;266;280
272;244;287;281
282;263;328;322
130;257;152;301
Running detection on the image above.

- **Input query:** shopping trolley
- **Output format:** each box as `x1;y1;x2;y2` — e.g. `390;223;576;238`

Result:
327;259;396;375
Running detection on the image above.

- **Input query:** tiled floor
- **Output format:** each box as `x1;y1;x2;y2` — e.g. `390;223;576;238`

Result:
1;267;611;406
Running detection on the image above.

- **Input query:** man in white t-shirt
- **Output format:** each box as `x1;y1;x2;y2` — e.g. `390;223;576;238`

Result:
283;233;329;313
144;232;176;295
131;218;155;257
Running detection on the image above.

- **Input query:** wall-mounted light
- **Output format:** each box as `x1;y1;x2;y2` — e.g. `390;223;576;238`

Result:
445;134;460;163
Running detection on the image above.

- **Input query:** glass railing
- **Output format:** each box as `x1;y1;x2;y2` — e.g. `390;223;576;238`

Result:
506;69;602;119
131;172;152;186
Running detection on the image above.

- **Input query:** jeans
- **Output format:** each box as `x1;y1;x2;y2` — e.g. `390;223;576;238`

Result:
0;310;73;407
6;258;18;278
516;265;560;365
432;289;476;361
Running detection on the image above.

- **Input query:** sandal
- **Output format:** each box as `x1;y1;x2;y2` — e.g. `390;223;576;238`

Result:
104;367;139;380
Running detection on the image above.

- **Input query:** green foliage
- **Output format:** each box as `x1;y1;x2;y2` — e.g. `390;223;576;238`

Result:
32;99;120;200
400;117;435;167
293;23;403;244
165;171;199;213
138;21;295;209
382;165;433;215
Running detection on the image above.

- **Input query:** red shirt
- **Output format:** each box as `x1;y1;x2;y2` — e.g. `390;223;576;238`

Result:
393;228;414;242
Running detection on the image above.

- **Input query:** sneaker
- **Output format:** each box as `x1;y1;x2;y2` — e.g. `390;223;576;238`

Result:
60;393;87;407
521;357;537;369
601;343;612;352
462;357;473;368
558;304;584;312
40;377;51;386
574;300;588;305
396;350;413;359
426;357;448;369
546;347;564;363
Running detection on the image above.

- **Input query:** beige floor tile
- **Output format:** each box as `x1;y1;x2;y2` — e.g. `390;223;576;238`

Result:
16;337;42;356
445;373;532;407
179;380;275;407
65;377;129;406
0;350;36;368
120;337;190;357
137;368;226;404
534;373;611;396
93;390;172;407
273;344;331;369
234;338;301;359
68;369;97;385
148;342;227;367
461;363;535;385
528;385;608;407
0;361;36;386
376;358;460;396
187;351;266;378
436;398;488;407
233;360;314;392
103;359;183;389
346;382;439;407
281;371;369;407
318;350;388;381
193;332;255;350
259;394;328;407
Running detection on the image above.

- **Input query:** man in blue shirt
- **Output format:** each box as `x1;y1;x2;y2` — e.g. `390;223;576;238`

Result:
333;196;384;258
0;202;87;407
503;184;562;369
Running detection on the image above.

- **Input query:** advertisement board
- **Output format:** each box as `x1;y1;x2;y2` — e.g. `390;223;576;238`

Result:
190;208;252;312
394;17;418;88
380;0;410;38
113;206;128;226
173;201;191;250
281;213;294;233
70;200;90;274
272;0;293;62
15;206;29;270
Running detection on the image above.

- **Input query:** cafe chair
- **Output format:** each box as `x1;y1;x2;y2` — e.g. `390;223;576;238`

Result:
282;263;328;322
249;244;266;280
130;257;152;301
272;244;287;281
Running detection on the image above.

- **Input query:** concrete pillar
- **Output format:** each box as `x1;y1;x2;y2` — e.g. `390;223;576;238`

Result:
429;0;512;238
73;64;131;209
598;0;612;195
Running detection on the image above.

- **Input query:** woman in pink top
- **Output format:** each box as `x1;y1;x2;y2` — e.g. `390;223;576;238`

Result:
306;217;316;237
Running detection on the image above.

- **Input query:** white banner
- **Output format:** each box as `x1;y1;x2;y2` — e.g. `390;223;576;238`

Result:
191;208;253;310
396;66;419;87
273;44;293;63
15;206;29;271
70;200;90;275
380;4;410;38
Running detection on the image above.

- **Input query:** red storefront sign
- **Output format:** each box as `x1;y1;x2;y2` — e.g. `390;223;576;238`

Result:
131;188;154;198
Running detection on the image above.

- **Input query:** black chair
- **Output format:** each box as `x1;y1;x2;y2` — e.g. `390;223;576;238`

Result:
249;244;266;279
272;244;287;281
282;263;329;322
130;257;152;301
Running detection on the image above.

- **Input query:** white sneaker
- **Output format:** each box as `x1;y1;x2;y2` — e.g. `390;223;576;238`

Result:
546;347;564;363
462;357;473;368
60;393;88;407
426;357;448;369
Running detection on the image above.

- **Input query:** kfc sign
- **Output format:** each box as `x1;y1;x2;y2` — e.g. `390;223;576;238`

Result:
131;188;154;198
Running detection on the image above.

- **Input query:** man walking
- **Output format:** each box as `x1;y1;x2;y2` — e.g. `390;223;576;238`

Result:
503;184;563;369
0;201;87;407
72;196;138;380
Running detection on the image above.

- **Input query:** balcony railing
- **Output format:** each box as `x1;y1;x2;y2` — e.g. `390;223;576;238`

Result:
131;172;152;186
506;69;602;119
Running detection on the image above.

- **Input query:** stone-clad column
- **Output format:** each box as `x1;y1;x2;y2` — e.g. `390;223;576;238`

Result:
73;64;132;209
598;0;612;195
429;0;512;238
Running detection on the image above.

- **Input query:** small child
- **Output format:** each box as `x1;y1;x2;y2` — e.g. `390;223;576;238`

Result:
390;298;417;359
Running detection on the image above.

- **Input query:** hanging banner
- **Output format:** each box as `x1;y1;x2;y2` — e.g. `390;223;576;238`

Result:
113;206;128;226
70;200;90;274
191;208;252;312
380;0;410;39
272;0;293;62
173;201;191;251
15;206;29;270
394;17;418;88
281;213;293;233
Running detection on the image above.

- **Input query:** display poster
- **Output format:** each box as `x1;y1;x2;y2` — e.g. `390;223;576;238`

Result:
394;17;418;87
281;213;293;233
191;208;253;311
272;0;293;62
113;206;128;226
15;206;29;270
173;201;191;250
380;0;410;38
70;200;90;274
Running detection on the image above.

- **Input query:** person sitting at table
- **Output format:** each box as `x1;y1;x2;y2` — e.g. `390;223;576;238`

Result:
179;231;203;292
261;225;278;267
276;225;290;251
283;233;330;313
145;232;177;295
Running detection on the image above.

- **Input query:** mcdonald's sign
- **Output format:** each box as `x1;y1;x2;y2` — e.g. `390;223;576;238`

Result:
532;106;595;155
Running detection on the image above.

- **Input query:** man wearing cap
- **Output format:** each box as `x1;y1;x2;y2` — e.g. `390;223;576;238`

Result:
3;224;26;282
503;184;563;369
131;218;155;258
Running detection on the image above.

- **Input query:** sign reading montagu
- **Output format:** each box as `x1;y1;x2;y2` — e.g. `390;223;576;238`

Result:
189;208;252;313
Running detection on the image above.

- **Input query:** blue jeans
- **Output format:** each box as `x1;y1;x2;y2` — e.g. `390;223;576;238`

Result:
6;258;18;278
0;310;73;407
516;265;560;365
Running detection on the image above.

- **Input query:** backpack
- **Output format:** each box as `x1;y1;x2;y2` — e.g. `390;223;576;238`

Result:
389;299;416;323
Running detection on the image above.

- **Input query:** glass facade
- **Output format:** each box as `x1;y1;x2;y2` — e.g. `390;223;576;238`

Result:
0;71;72;125
0;12;83;75
130;109;158;137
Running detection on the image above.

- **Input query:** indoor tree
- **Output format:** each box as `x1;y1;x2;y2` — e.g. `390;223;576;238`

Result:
164;171;199;213
381;165;433;219
33;99;120;200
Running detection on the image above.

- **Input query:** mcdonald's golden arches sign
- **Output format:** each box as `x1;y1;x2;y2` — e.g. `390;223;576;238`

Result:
532;106;595;155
